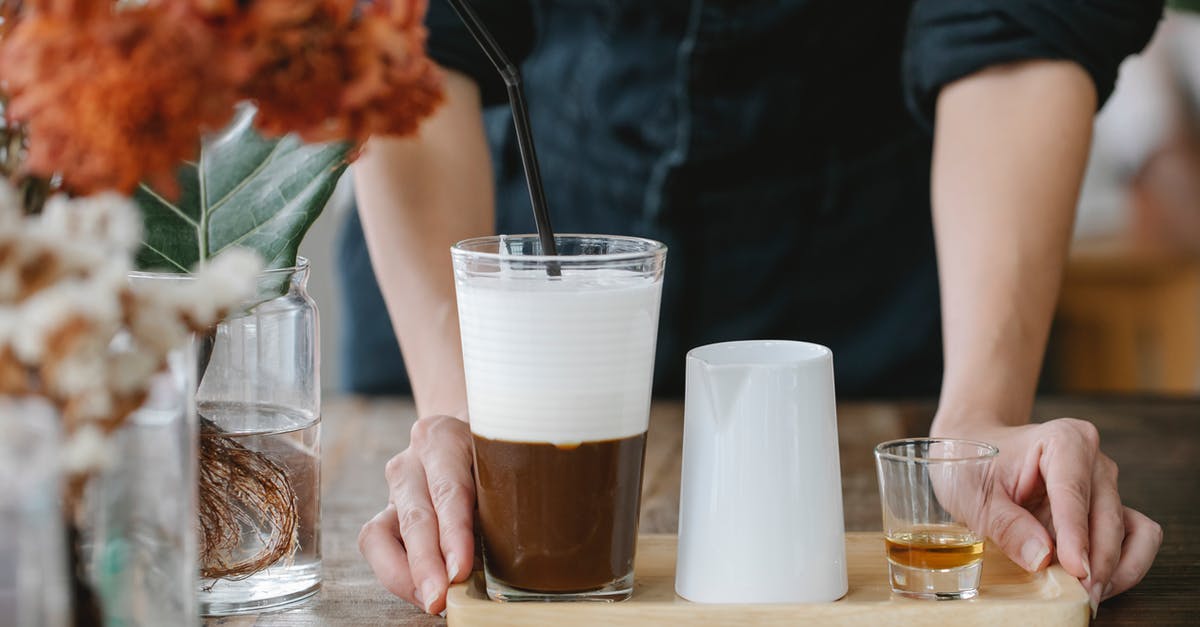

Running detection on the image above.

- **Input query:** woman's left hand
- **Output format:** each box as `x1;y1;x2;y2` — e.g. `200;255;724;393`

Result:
934;417;1162;615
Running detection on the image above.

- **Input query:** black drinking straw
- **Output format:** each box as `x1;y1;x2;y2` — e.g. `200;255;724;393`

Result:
443;0;561;273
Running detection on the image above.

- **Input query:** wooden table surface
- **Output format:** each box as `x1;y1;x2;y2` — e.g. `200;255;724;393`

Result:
205;396;1200;626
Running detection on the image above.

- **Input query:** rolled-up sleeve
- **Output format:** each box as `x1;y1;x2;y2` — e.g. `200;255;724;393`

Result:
424;0;536;107
904;0;1164;130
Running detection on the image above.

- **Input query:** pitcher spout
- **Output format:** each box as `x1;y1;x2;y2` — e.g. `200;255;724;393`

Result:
695;360;752;430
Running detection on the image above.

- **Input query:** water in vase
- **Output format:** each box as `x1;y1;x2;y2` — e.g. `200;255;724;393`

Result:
196;402;321;615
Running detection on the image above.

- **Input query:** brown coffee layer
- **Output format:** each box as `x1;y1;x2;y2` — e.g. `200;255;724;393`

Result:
472;432;647;593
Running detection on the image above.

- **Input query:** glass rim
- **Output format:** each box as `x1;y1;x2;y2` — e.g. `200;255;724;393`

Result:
688;340;831;366
451;234;667;264
874;437;999;463
127;255;309;281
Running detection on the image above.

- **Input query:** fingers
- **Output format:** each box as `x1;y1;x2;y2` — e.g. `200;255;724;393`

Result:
1038;419;1100;580
358;505;417;601
391;453;450;614
1104;507;1163;600
974;418;1160;607
413;417;476;585
1084;456;1125;609
985;493;1055;572
366;416;477;615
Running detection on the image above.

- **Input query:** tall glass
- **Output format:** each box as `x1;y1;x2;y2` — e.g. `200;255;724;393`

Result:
874;438;998;600
453;234;667;602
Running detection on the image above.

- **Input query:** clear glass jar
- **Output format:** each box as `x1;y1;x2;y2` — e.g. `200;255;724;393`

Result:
193;258;321;615
82;341;199;626
4;270;200;627
0;398;71;627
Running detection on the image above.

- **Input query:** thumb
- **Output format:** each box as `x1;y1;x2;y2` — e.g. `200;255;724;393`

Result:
985;495;1054;572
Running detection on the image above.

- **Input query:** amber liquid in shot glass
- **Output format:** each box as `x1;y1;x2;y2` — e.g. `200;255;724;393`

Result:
885;524;985;571
875;438;997;600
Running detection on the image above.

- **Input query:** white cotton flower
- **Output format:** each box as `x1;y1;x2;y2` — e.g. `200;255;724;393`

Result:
187;248;264;325
52;241;109;277
12;279;123;362
91;257;134;293
36;195;71;229
68;385;115;422
61;425;115;474
47;343;108;398
175;284;220;328
0;310;17;346
11;284;76;361
128;303;191;355
108;350;160;396
201;248;264;298
38;192;143;254
77;276;125;324
207;247;266;279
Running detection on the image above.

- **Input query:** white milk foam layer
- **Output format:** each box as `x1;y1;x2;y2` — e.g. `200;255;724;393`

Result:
457;268;662;444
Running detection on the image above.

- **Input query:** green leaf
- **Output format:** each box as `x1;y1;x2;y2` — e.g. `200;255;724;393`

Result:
134;106;350;273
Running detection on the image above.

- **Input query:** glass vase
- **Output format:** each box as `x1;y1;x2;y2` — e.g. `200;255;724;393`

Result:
194;258;321;615
0;398;71;627
81;342;199;626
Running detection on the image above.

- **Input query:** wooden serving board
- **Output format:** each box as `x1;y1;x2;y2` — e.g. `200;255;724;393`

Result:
446;532;1089;626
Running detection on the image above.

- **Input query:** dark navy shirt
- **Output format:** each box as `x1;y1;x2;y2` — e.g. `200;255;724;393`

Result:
337;0;1162;397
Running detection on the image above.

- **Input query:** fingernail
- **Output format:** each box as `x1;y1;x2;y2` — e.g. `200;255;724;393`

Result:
422;582;440;614
1090;595;1099;620
1103;582;1113;599
1082;555;1092;581
1021;539;1050;571
413;586;425;609
446;555;460;583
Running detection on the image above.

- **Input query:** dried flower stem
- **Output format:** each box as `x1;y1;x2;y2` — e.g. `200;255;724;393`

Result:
66;523;103;627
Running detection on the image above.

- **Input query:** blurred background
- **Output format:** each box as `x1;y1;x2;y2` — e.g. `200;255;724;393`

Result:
304;9;1200;398
1049;10;1200;395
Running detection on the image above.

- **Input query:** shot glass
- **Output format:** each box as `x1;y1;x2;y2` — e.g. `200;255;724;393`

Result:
874;438;998;600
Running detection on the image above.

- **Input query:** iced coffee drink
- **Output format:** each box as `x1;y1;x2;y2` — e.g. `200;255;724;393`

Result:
452;235;666;602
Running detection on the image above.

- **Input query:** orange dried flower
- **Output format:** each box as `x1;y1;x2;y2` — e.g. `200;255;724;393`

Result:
223;0;358;138
328;1;444;142
215;0;442;144
0;2;23;39
186;0;239;17
0;3;237;195
0;0;443;195
23;0;110;21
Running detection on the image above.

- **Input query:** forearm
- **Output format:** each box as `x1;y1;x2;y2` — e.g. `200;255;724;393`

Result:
930;60;1096;434
353;70;493;420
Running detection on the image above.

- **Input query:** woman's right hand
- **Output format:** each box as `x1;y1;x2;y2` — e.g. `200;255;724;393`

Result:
359;415;476;614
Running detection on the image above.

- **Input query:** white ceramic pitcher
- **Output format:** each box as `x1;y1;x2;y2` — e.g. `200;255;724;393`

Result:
675;340;848;603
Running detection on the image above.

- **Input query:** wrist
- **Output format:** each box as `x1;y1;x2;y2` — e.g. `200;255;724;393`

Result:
418;404;469;423
931;398;1028;438
930;411;1005;439
415;392;469;423
934;374;1035;437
